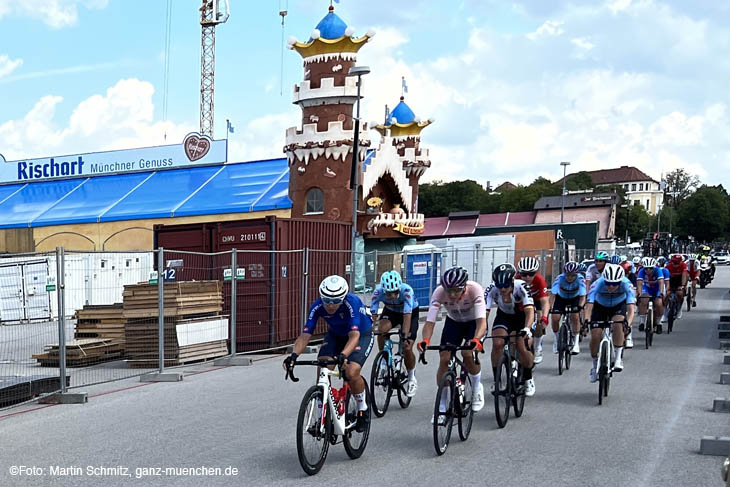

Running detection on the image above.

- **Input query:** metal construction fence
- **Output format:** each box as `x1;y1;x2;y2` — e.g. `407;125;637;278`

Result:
0;244;600;409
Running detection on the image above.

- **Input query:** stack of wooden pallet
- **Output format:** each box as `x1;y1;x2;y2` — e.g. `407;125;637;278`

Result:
123;281;228;368
33;338;124;367
74;304;126;348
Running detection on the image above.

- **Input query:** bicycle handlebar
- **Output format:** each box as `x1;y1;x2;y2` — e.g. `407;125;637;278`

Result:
374;331;404;338
284;358;345;383
418;343;479;365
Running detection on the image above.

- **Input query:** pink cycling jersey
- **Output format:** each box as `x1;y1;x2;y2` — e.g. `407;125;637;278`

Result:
426;281;486;322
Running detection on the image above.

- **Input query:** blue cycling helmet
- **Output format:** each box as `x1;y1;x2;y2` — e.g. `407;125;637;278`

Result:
564;261;580;274
595;251;609;261
610;255;622;265
380;270;402;293
578;263;588;273
657;256;667;266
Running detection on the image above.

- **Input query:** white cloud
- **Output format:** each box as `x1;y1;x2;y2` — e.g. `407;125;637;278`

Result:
0;0;108;28
571;37;595;51
606;0;633;14
0;54;22;78
526;20;565;40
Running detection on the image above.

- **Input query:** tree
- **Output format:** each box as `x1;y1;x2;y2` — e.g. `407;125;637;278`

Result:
564;171;595;191
626;203;652;242
664;168;700;209
676;185;730;241
418;180;486;217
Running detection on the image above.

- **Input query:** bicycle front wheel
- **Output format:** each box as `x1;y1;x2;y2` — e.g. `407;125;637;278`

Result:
433;373;455;455
686;290;691;312
457;371;474;441
512;365;526;418
296;386;331;476
343;379;371;459
370;351;392;417
395;354;412;409
646;311;653;348
565;336;572;370
494;354;511;428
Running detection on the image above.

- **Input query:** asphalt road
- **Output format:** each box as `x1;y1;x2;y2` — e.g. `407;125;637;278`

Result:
1;268;729;487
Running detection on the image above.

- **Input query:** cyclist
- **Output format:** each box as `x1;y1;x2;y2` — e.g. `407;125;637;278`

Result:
636;257;665;335
585;251;610;289
284;275;374;431
485;264;537;396
686;254;700;308
370;270;419;397
662;254;688;322
610;255;622;266
515;256;550;365
584;264;636;381
620;259;637;347
549;261;586;355
578;262;588;278
419;266;487;423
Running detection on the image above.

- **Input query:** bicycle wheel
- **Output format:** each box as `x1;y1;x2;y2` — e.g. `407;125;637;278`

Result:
512;364;526;417
343;379;371;459
565;333;572;370
667;301;675;334
433;372;455;455
457;370;474;441
646;311;653;348
296;386;332;476
686;290;691;312
494;354;511;428
369;351;392;418
395;355;412;409
557;325;567;375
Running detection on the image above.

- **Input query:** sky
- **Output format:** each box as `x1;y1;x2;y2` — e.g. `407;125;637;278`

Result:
1;0;730;189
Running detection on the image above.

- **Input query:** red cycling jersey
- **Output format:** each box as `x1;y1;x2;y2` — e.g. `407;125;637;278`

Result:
666;261;687;277
515;272;549;299
687;260;699;280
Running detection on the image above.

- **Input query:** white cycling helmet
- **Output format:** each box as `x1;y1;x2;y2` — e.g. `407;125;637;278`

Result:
632;256;641;265
517;256;540;273
319;275;349;303
620;255;628;263
641;257;657;268
602;263;625;284
688;253;697;261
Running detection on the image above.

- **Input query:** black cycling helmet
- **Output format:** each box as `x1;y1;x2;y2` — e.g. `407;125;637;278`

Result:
493;263;516;288
441;266;468;289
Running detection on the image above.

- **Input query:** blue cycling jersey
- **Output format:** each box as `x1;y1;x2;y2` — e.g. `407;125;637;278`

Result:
370;283;419;315
551;273;587;299
661;267;670;280
588;277;636;307
637;266;664;290
304;293;372;336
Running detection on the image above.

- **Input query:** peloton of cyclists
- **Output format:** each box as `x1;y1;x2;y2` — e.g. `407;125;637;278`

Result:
370;270;420;397
516;256;550;365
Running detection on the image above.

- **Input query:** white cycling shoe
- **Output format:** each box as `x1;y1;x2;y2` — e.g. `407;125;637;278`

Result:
552;339;559;354
589;368;598;383
471;382;485;411
571;339;580;355
525;378;536;397
534;348;544;365
406;377;418;398
613;356;624;372
625;334;634;349
431;414;447;426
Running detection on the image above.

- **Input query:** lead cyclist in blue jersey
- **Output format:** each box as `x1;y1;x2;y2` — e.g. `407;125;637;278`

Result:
370;270;420;397
584;264;636;382
284;275;374;431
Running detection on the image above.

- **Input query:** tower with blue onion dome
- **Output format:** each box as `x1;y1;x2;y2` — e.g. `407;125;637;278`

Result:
284;4;375;223
361;94;433;236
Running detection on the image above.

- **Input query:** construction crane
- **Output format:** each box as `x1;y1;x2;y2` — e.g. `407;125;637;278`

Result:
199;0;230;138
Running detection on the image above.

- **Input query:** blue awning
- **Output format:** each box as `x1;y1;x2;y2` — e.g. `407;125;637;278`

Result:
0;158;293;228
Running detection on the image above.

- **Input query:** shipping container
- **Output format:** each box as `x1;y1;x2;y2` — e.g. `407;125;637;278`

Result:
154;217;351;351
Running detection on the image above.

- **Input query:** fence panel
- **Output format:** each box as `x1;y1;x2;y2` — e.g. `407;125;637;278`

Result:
0;251;63;408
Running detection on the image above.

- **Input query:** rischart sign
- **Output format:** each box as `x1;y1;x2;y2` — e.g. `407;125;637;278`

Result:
0;133;226;184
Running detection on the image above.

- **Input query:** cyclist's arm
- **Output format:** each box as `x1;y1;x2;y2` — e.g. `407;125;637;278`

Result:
523;305;535;328
401;312;412;341
290;333;313;356
682;269;688;287
422;293;442;343
474;316;487;342
537;296;550;321
341;330;361;358
626;304;636;325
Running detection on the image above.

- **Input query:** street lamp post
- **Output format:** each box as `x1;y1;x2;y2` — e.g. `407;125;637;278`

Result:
560;161;570;223
348;66;370;289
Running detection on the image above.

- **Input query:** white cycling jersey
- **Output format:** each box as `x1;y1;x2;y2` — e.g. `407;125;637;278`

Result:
485;279;534;314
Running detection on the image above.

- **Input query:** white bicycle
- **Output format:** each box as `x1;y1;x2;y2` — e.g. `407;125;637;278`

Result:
285;358;371;475
593;319;625;405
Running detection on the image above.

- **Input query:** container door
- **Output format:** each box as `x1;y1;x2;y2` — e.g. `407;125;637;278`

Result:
22;261;51;321
0;264;24;322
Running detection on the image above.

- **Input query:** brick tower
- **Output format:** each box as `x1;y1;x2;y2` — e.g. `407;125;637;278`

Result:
284;5;374;222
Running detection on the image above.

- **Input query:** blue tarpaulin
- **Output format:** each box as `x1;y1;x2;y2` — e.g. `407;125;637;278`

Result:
0;158;293;228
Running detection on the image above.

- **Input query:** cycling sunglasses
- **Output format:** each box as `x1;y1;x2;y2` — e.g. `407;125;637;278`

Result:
321;297;344;305
444;287;465;294
385;290;400;296
521;271;536;277
604;281;621;287
495;281;513;289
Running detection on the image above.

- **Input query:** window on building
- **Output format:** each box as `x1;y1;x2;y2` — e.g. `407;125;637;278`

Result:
646;199;650;209
639;183;644;191
634;200;640;206
305;188;324;214
631;183;636;191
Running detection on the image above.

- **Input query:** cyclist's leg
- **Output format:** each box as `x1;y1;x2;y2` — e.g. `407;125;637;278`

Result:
438;317;462;384
460;319;480;375
345;330;374;411
550;295;566;353
569;298;581;336
317;332;338;374
589;304;608;372
403;308;419;373
376;317;393;351
491;325;508;381
653;295;663;322
691;278;697;305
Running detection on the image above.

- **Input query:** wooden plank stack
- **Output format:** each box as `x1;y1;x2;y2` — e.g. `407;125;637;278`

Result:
123;281;228;368
32;338;124;367
74;304;126;347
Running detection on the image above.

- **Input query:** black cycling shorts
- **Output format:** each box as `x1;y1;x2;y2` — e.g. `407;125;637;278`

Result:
318;329;374;366
550;295;582;315
440;316;478;347
669;275;683;290
492;308;526;334
379;307;420;341
589;301;627;329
